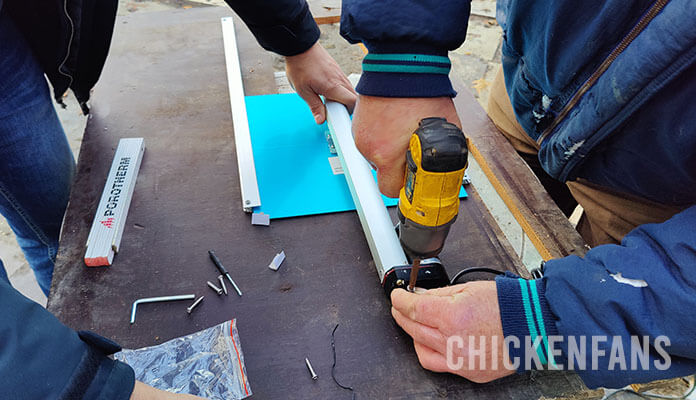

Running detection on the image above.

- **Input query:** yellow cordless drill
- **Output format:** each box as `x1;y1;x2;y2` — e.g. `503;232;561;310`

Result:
397;117;468;292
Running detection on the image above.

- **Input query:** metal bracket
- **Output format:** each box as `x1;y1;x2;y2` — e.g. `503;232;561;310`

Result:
221;17;261;212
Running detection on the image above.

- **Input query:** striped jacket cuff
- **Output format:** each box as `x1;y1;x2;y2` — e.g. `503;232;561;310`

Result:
356;51;456;97
495;273;560;372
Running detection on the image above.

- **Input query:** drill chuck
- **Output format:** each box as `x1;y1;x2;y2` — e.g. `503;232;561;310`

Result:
398;208;457;259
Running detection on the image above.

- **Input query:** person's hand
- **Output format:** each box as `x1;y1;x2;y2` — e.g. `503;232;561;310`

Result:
390;281;515;383
352;95;461;197
130;381;205;399
285;42;357;124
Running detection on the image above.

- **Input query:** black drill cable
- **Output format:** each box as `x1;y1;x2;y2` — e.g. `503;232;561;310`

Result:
331;324;356;400
450;267;504;285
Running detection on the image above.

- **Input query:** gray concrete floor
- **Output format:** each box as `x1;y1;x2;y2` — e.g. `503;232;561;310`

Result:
1;0;540;306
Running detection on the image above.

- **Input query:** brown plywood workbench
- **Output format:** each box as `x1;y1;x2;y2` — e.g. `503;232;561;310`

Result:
48;7;595;399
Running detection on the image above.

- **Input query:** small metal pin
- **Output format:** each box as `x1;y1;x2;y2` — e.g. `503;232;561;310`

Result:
305;358;318;380
407;258;421;292
218;275;228;296
207;281;223;295
187;296;204;314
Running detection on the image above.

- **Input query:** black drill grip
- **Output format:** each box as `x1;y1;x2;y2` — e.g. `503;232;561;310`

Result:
415;117;468;173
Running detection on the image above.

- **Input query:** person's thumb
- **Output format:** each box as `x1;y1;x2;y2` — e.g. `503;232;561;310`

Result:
298;89;326;124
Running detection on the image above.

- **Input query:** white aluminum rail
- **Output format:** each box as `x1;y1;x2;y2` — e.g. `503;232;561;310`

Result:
221;17;260;212
325;102;408;281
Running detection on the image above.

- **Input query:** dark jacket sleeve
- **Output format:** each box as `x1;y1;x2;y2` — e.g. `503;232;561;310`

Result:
496;205;696;388
223;0;320;56
0;279;135;399
340;0;471;97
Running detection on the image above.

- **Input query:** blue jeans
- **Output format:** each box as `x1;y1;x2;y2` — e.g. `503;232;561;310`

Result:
0;11;75;295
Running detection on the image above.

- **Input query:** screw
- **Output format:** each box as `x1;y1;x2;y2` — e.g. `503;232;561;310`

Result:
207;281;223;295
305;358;318;380
245;200;251;205
396;279;405;287
218;275;228;296
187;296;204;314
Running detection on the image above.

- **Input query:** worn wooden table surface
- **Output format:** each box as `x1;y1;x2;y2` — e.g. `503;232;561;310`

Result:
48;7;594;399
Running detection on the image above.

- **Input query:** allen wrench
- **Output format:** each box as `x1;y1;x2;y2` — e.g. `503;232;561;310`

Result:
130;294;196;324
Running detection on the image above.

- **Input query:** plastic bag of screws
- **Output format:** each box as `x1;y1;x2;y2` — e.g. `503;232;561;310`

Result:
115;320;251;399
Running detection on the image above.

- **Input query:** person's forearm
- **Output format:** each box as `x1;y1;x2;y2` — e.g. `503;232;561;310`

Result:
223;0;319;56
225;0;356;125
341;0;472;98
0;278;135;399
498;205;696;388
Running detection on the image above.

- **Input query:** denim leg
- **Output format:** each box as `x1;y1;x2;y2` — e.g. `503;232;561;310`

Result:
0;258;8;285
0;12;76;295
